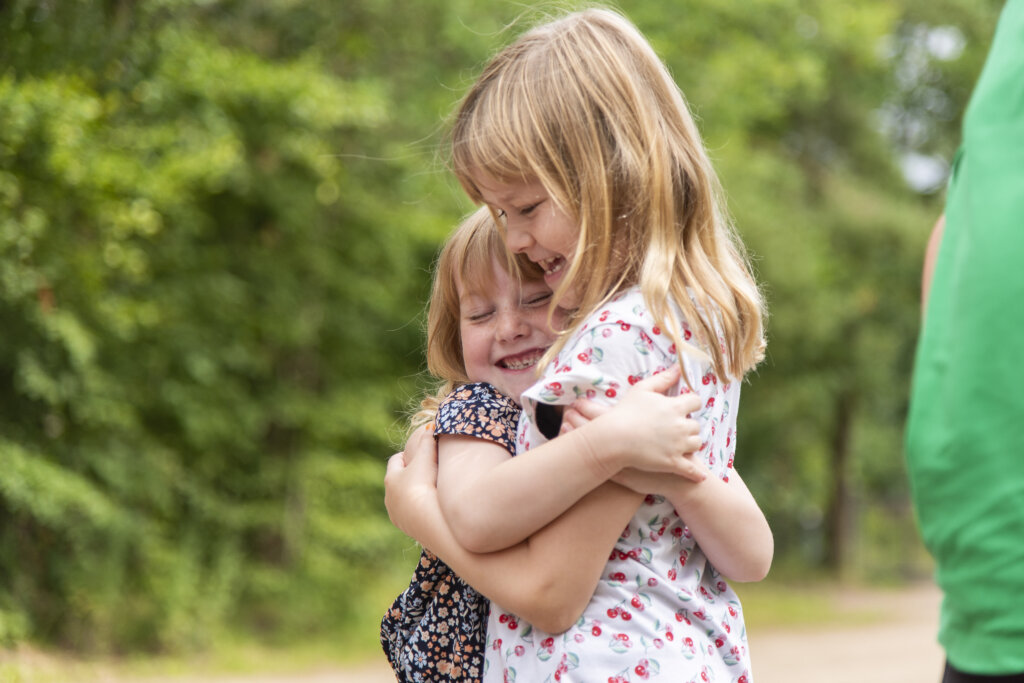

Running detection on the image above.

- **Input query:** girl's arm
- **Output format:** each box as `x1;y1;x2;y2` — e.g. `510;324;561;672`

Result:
564;395;772;582
612;466;773;583
922;214;945;316
437;366;703;553
386;427;642;634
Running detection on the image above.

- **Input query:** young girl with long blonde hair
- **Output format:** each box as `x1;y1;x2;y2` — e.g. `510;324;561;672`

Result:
382;207;709;682
387;8;773;681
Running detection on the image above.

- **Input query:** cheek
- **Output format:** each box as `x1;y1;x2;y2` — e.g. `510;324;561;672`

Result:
553;217;579;254
527;309;559;338
459;325;483;362
549;309;568;331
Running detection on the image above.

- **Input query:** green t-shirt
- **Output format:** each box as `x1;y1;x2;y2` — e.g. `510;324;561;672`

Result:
904;0;1024;674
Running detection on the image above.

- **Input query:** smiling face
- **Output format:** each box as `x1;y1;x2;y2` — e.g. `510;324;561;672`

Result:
458;256;563;402
474;173;582;308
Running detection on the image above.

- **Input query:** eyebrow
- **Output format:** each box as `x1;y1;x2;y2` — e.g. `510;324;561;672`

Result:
478;188;517;205
478;182;540;205
458;287;492;303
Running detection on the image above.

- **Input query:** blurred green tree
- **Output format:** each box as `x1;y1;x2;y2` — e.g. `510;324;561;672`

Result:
0;0;455;650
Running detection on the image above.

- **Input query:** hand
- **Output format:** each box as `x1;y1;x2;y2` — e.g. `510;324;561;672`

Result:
402;423;436;469
384;425;441;538
566;365;706;482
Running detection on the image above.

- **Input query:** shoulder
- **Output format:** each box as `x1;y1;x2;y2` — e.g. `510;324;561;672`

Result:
528;288;723;403
438;382;518;418
440;382;511;407
582;288;651;331
526;290;671;405
554;288;687;376
435;383;520;455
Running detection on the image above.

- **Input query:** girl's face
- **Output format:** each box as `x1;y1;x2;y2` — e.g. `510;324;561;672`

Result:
474;173;581;308
458;256;563;402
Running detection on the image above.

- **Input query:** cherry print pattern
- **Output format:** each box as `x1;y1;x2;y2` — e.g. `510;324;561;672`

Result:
483;288;750;682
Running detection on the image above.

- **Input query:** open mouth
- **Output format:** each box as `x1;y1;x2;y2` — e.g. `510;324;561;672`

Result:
538;256;565;277
497;348;546;371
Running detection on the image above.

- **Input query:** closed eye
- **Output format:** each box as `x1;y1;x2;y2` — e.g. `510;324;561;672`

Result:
467;309;494;322
519;202;541;216
524;292;552;307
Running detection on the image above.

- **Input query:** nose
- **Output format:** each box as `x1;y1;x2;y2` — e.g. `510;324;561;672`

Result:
495;308;529;342
504;223;533;254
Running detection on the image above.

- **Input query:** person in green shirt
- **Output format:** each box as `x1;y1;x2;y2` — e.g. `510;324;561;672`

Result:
905;2;1024;681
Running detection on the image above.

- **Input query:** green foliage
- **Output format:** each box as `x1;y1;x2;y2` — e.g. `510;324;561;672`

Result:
0;0;443;653
0;0;1005;655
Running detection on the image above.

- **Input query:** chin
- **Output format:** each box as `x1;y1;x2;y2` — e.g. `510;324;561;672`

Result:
500;379;533;402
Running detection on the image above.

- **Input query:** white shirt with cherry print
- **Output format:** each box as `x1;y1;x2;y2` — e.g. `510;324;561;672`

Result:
483;287;753;683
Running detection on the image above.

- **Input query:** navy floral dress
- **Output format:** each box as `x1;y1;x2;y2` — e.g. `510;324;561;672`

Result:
381;383;520;682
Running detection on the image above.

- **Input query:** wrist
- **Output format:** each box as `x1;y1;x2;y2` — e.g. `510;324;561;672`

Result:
665;473;712;513
392;487;433;537
572;421;621;481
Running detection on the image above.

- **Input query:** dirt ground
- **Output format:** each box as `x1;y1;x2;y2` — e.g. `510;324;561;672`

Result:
747;581;944;683
10;582;941;683
131;582;944;683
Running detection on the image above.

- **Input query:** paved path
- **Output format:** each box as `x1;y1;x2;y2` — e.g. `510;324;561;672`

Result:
748;582;944;683
25;583;944;683
181;582;945;683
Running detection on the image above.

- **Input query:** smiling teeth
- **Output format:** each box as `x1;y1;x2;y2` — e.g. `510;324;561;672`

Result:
504;358;537;370
542;259;565;275
501;351;543;370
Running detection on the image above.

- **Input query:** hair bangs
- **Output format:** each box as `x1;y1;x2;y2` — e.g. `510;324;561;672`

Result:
459;215;545;297
457;223;507;295
452;45;564;200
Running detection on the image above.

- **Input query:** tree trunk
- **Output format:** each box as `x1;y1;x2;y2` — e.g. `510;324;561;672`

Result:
824;388;856;573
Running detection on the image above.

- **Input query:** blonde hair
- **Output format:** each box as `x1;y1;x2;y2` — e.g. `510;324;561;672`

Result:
410;207;545;429
450;7;765;381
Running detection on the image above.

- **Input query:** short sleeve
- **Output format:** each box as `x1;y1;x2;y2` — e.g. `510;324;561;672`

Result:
434;383;520;457
518;289;739;482
521;291;689;409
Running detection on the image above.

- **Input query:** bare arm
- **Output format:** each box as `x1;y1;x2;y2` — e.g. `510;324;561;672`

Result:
922;214;945;317
613;467;772;582
437;366;702;553
386;428;641;633
563;398;772;582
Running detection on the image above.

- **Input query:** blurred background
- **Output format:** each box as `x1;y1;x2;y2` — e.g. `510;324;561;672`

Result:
0;0;1005;676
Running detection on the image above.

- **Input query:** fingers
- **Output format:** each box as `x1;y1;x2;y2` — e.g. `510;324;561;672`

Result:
676;458;709;483
384;452;408;525
403;424;437;466
678;392;702;415
567;398;611;421
559;407;588;434
631;363;682;394
385;451;406;479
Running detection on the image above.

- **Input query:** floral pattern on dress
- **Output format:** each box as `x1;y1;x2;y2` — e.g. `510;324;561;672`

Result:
382;383;520;682
486;287;754;683
434;383;521;457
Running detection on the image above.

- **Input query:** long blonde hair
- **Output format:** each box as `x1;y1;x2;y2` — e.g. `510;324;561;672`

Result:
450;8;765;381
411;207;546;429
